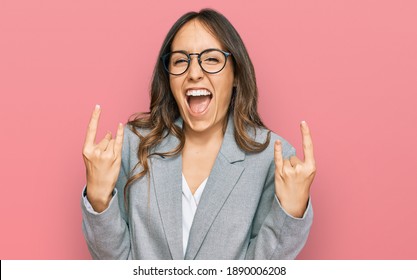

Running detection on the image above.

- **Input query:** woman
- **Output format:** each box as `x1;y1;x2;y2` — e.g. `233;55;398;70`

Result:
81;8;316;260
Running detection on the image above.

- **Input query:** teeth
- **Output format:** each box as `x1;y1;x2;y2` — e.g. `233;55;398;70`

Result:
186;89;212;97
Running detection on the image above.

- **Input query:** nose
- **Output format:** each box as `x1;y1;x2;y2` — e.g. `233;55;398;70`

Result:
187;54;203;81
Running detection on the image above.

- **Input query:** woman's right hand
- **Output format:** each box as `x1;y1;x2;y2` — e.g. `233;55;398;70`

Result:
82;105;124;212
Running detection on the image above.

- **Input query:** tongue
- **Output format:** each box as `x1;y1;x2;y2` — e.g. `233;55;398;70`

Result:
189;96;211;114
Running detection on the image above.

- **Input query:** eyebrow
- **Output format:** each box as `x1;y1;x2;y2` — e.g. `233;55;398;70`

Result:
170;48;225;53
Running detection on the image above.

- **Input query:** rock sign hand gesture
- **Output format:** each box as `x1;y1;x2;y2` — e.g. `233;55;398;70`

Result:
274;121;316;218
82;105;124;213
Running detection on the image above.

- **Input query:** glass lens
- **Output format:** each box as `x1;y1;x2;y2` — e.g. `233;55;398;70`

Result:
200;50;226;73
167;52;189;75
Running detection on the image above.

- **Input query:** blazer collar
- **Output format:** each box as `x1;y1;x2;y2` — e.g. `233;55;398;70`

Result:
150;115;245;259
219;115;246;163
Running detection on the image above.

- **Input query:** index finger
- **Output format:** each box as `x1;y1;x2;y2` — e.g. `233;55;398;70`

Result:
84;104;101;147
300;121;315;165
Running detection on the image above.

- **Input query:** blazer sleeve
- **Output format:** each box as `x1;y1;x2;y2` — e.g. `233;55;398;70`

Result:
80;126;132;260
245;144;313;260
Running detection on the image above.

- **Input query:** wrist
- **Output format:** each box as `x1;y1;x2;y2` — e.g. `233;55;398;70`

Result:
276;195;309;218
281;203;307;218
85;185;113;212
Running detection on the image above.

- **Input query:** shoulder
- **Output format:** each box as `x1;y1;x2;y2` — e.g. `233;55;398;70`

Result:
122;122;181;156
120;124;149;159
119;124;155;174
123;124;142;146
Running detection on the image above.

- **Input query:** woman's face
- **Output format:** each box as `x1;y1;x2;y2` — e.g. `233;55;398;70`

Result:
169;19;235;135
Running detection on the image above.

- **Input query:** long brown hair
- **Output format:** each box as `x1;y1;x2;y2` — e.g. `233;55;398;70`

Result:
125;8;270;199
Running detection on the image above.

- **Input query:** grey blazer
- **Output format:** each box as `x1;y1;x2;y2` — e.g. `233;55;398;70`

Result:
81;116;313;259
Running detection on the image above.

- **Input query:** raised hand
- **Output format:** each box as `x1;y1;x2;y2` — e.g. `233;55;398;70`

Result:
82;105;124;212
274;121;316;218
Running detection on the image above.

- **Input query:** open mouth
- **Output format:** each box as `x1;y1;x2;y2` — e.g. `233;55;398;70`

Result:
186;89;213;114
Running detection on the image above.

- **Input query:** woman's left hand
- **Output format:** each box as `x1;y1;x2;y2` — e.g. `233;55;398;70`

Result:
274;121;316;218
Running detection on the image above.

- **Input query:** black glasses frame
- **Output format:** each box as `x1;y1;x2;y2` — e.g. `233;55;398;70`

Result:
161;48;232;76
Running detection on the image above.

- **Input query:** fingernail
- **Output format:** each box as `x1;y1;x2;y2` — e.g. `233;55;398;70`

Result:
95;104;100;110
301;120;306;127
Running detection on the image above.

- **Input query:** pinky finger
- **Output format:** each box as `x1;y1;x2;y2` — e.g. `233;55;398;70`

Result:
274;140;284;175
114;123;124;156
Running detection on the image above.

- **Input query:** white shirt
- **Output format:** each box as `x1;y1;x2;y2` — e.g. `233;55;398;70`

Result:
181;174;207;257
83;174;208;258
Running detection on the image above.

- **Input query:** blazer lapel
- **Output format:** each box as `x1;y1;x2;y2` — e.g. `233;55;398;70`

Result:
150;125;183;260
185;116;245;259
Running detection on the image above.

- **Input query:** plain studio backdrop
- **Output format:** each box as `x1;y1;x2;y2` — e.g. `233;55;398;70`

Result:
0;0;416;259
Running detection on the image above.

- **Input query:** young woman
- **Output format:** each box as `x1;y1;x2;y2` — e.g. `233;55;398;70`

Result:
81;8;316;259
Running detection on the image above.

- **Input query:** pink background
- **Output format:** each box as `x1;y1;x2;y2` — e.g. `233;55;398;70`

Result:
1;0;416;259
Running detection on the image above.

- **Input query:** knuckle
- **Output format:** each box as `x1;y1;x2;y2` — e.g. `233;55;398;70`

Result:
114;156;122;164
82;148;92;158
283;167;294;177
294;164;303;173
112;153;119;161
93;149;102;158
305;164;316;177
274;173;284;182
274;166;281;174
103;152;114;161
303;142;312;149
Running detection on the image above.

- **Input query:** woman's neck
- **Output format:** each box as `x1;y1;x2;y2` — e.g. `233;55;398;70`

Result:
183;119;226;148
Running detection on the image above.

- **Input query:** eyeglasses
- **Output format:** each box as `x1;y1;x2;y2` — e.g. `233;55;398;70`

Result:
161;48;232;76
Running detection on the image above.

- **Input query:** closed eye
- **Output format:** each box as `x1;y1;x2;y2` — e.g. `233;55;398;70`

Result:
173;58;188;66
203;57;220;64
